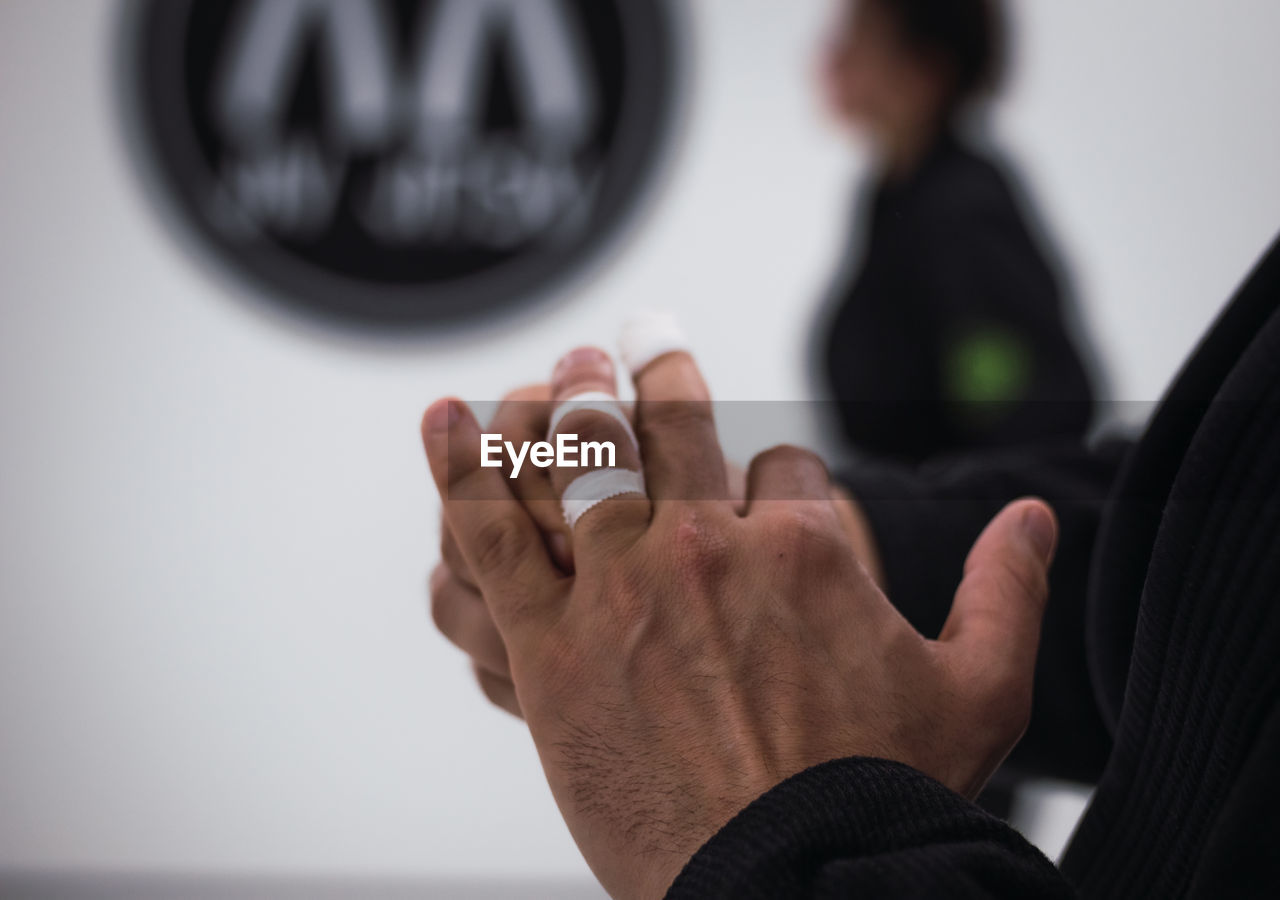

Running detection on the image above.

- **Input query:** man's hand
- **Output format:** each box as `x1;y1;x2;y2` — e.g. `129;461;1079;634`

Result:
430;380;887;721
422;348;1057;900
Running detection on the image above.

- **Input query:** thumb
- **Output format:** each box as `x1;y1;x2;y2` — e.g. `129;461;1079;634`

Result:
939;499;1058;692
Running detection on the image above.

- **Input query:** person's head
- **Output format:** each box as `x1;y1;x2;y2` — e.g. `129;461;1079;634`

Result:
820;0;1006;147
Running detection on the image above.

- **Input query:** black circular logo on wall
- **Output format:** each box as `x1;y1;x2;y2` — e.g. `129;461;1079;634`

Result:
125;0;683;326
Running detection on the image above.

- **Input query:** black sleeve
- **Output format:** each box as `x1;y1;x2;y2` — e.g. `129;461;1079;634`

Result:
840;439;1131;783
665;758;1075;899
915;185;1097;449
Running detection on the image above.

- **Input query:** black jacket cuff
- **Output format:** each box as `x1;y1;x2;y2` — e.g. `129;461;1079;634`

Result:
664;757;1072;899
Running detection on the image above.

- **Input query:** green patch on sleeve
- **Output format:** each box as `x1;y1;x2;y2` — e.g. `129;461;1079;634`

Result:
943;327;1033;407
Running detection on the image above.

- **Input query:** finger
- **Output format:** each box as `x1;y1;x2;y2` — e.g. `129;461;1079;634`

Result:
546;347;651;546
726;460;749;515
744;445;832;509
422;398;562;635
441;522;477;591
621;313;728;503
474;663;522;719
429;564;511;679
485;385;573;571
939;499;1058;695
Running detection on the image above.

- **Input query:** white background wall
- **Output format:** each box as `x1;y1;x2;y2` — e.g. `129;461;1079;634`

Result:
1;0;1278;885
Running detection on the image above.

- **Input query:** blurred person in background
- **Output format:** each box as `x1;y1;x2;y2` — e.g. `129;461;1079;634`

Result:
816;0;1097;463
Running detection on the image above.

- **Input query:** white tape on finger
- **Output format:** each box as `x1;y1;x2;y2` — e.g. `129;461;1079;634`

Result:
619;311;691;375
561;469;647;529
547;391;639;450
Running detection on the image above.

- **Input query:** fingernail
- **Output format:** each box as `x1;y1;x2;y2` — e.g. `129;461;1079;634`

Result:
426;399;460;434
552;347;613;395
1021;504;1058;565
553;346;611;380
619;310;689;375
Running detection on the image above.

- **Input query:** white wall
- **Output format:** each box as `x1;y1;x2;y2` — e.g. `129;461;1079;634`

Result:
1;0;1277;883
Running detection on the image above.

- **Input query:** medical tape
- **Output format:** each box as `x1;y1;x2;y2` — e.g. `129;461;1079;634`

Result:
619;311;691;375
547;391;639;451
561;469;647;529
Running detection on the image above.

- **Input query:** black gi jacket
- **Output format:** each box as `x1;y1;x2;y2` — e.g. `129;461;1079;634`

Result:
821;133;1096;463
667;233;1280;898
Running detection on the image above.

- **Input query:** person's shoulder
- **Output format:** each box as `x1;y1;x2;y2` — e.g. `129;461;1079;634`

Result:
922;138;1022;225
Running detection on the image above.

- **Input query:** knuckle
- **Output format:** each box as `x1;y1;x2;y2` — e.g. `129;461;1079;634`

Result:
471;516;532;576
641;400;713;434
440;529;463;571
765;506;845;563
430;594;450;637
429;584;455;635
476;672;503;705
572;497;649;546
755;443;825;471
495;583;549;629
667;507;733;580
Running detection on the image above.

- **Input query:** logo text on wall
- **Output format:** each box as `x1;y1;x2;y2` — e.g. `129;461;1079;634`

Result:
126;0;682;325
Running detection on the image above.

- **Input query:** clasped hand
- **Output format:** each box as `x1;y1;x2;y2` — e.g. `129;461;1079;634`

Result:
424;344;1057;900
